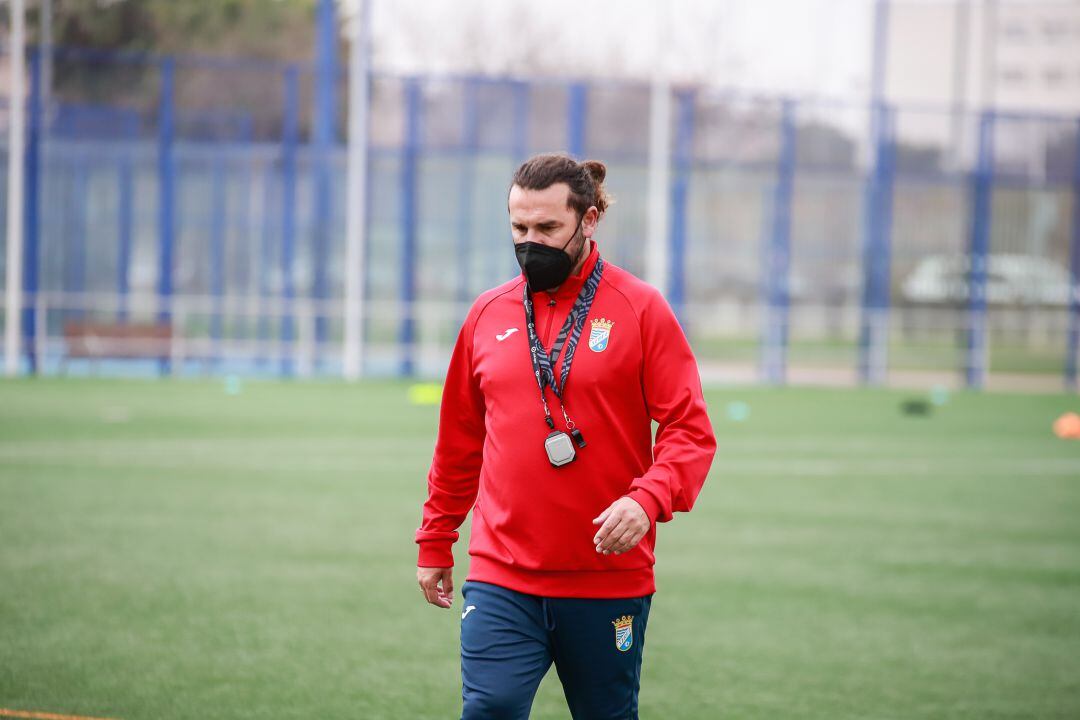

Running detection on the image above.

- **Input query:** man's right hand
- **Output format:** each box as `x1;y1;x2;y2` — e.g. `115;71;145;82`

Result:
417;566;454;608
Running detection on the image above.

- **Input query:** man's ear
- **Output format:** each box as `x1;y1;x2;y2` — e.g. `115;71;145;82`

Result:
582;206;600;237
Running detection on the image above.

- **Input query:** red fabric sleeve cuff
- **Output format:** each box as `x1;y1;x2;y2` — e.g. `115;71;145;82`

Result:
417;540;455;568
625;488;663;526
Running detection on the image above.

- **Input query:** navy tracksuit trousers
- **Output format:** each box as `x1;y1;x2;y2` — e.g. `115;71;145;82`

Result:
459;579;653;720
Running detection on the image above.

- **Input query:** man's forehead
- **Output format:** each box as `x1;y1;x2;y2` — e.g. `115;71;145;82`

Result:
508;183;574;216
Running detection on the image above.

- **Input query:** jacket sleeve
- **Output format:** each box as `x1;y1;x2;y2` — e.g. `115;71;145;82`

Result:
414;308;486;567
623;289;717;525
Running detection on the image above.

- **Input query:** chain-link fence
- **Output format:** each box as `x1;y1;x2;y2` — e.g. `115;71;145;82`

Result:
1;46;1077;390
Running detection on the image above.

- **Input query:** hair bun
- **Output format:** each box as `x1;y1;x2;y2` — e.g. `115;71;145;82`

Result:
582;159;607;184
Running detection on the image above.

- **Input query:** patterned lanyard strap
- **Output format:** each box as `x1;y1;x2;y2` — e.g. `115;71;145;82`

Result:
523;258;605;429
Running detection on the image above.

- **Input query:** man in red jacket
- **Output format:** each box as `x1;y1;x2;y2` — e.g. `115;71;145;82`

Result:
415;153;716;719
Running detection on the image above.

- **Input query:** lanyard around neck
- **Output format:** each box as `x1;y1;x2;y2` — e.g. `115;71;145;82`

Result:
522;257;604;429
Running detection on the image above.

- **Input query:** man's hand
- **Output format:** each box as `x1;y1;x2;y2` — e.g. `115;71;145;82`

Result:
592;497;651;555
417;566;454;608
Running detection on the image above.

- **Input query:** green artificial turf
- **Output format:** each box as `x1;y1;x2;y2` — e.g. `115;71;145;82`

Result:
1;378;1079;719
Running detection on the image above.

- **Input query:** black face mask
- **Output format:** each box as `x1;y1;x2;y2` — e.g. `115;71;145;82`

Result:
514;218;585;292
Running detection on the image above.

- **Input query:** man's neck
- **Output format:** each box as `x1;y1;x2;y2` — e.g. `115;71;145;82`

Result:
548;240;592;294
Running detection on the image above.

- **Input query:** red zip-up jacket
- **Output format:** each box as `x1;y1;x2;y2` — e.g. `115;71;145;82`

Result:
414;240;716;598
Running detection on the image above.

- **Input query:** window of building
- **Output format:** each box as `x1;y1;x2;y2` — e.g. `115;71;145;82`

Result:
1044;67;1066;86
1001;20;1027;41
999;66;1027;84
1042;19;1069;41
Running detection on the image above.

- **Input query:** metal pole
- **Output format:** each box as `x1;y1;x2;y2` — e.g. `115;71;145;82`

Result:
646;78;671;295
1064;118;1080;392
210;154;227;348
566;83;587;159
399;78;421;378
455;79;478;311
4;0;27;377
948;0;970;170
760;99;797;386
343;0;371;381
156;57;176;376
280;64;300;378
966;111;994;389
257;163;273;367
41;0;52;112
117;150;134;321
668;89;695;327
869;0;890;104
23;49;41;373
858;0;892;386
981;0;997;113
646;0;671;295
312;0;338;355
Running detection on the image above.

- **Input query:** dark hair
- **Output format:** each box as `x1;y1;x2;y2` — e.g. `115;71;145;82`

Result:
510;153;612;217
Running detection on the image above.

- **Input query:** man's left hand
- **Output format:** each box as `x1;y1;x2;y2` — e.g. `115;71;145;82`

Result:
592;497;651;555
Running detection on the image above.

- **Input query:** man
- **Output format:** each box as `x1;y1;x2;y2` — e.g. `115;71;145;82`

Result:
415;153;716;720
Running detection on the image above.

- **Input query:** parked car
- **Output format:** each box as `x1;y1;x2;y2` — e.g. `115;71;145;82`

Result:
900;253;1073;306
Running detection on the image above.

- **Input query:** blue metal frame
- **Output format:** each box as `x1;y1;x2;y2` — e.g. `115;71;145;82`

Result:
759;99;797;385
210;153;227;350
399;78;422;377
566;83;587;158
156;57;176;374
857;102;898;385
1065;118;1080;391
877;105;896;326
455;79;478;310
312;0;338;355
966;111;995;389
21;50;42;372
512;80;530;161
69;163;89;317
117;149;133;322
257;162;275;367
17;40;1080;385
869;0;891;106
280;65;300;377
669;89;696;327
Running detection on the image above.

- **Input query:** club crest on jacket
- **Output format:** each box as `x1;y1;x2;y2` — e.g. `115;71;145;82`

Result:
589;317;614;353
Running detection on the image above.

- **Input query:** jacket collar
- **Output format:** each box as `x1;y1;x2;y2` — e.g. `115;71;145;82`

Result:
524;239;600;302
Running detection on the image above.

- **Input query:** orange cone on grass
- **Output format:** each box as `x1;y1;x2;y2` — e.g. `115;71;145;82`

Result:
1053;412;1080;439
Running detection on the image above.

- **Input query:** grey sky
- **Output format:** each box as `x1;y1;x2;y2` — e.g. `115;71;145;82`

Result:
361;0;873;98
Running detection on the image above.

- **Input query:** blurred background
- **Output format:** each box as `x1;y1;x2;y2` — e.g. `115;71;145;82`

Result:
0;0;1076;391
3;4;1080;720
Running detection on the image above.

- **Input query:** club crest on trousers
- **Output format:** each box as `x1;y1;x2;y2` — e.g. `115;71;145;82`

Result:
612;614;634;652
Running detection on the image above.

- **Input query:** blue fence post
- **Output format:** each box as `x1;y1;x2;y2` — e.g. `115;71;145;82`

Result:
1065;118;1080;391
857;101;897;385
456;79;477;311
312;0;338;359
399;78;421;377
280;64;300;378
759;99;797;386
117;148;134;322
210;153;227;353
512;80;530;162
669;89;695;327
257;163;275;368
70;164;88;317
21;49;42;373
966;111;994;389
878;105;896;339
566;83;587;158
858;101;883;385
157;56;176;375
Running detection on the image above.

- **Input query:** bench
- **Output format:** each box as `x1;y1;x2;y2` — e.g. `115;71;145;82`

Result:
61;320;173;374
